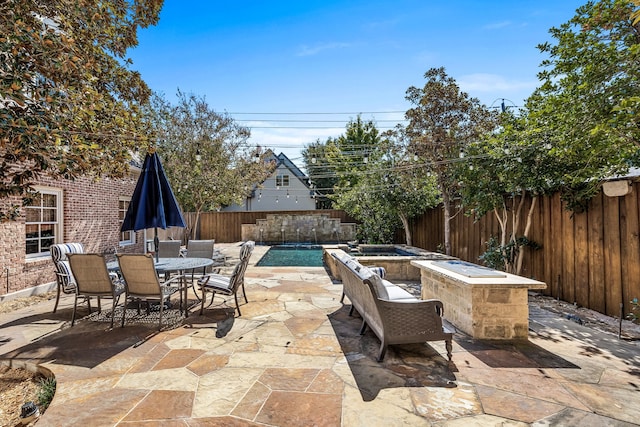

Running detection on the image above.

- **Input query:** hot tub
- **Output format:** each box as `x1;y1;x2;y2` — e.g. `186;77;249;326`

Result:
324;245;454;281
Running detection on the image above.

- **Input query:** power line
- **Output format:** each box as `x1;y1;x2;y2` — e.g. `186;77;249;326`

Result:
237;119;407;123
248;125;402;129
226;110;406;115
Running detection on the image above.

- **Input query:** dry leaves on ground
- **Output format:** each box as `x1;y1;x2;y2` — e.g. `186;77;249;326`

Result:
0;293;57;426
0;292;57;315
0;366;44;427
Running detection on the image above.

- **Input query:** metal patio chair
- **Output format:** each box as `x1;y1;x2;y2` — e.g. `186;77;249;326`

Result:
50;243;85;313
157;240;181;258
197;241;254;317
67;253;125;328
116;253;182;330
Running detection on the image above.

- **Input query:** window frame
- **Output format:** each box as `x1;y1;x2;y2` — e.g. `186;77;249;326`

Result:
25;186;63;259
119;197;135;246
276;174;290;187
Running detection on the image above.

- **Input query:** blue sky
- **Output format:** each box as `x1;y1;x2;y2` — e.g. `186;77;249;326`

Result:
129;0;585;165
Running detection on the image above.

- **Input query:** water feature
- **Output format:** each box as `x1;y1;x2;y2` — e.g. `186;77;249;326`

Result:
243;213;356;244
332;228;340;244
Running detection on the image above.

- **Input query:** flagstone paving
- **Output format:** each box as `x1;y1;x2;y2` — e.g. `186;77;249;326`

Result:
1;244;639;426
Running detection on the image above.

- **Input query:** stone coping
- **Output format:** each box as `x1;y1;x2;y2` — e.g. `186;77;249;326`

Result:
411;260;546;290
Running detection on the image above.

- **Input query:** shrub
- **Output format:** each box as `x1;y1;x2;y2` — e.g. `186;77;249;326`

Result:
37;377;56;410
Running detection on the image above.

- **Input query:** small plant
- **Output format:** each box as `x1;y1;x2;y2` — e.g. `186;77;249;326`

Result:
479;235;541;273
37;377;56;410
627;298;639;324
478;236;505;271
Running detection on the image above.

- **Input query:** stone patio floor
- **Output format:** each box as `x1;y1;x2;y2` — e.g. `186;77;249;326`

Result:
1;243;639;426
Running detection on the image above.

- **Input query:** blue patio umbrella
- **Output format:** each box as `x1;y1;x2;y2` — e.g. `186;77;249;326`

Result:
120;152;186;261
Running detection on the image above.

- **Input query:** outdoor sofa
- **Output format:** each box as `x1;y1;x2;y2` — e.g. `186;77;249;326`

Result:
331;250;453;362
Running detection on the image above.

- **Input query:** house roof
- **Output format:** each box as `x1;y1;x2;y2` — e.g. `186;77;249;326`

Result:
274;152;308;182
263;151;311;189
606;166;640;181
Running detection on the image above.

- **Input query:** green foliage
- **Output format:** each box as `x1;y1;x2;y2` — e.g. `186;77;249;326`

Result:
459;110;559;218
301;139;337;209
326;115;383;189
322;118;440;244
530;0;640;209
152;92;274;237
0;204;21;223
628;297;639;324
479;235;541;272
462;1;640;273
0;0;164;219
404;67;498;254
335;181;400;243
37;376;56;410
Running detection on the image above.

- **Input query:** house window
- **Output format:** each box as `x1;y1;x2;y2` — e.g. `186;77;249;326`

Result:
25;187;62;257
276;174;290;187
119;198;135;245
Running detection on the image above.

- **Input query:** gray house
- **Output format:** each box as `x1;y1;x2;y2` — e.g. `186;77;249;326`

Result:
222;152;317;212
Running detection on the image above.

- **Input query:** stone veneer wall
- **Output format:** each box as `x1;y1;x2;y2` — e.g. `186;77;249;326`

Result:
357;257;421;281
243;213;356;244
419;268;531;340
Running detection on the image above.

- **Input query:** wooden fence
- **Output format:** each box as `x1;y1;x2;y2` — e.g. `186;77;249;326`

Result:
409;182;640;319
185;210;357;244
184;184;640;319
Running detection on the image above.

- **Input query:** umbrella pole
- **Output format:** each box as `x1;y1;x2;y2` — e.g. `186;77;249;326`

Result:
154;228;159;262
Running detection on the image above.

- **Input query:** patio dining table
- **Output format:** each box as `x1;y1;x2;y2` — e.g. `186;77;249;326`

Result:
108;257;214;318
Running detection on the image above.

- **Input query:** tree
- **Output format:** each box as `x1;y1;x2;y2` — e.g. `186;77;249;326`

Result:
405;67;497;255
531;0;640;210
459;111;558;274
327;118;440;244
326;115;381;189
153;91;274;239
301;139;337;209
0;0;163;220
380;127;441;246
326;117;388;242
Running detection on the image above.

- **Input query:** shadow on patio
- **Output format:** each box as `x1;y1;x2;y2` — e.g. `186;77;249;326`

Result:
454;335;580;369
0;301;235;369
328;305;457;401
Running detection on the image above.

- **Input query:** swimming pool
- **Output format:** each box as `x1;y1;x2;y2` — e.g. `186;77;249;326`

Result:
256;245;324;267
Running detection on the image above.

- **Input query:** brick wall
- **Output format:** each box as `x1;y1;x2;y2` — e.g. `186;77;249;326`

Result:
0;174;145;296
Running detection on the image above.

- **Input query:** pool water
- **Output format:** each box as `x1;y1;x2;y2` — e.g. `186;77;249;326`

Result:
256;245;324;267
352;247;415;257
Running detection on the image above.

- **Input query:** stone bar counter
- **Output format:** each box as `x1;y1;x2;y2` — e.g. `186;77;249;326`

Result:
411;260;546;340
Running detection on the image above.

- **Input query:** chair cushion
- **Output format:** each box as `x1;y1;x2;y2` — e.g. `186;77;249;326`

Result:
381;279;417;301
50;243;84;262
51;243;83;293
200;274;232;291
368;266;386;279
239;241;255;260
57;261;77;292
367;274;389;299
